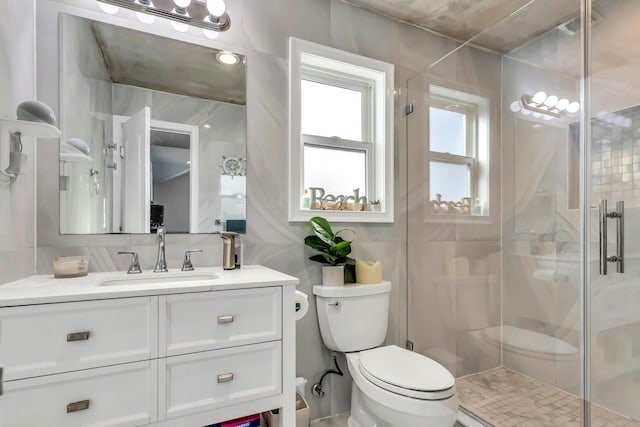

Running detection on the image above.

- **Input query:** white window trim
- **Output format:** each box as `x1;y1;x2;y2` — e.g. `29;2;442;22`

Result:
289;37;394;223
426;85;491;222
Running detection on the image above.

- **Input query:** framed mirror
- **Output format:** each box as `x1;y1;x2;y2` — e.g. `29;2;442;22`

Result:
58;13;246;234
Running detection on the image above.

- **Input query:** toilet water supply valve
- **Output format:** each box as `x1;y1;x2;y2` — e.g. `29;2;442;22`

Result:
312;352;344;397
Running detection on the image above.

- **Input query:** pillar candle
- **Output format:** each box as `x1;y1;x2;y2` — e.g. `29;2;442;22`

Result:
355;260;382;284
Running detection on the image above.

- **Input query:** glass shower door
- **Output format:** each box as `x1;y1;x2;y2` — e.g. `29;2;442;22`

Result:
587;0;640;424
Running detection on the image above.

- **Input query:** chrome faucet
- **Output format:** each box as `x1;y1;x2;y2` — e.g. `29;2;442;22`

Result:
154;225;168;272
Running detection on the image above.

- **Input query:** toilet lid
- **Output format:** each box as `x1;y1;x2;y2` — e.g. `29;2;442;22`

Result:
359;345;455;400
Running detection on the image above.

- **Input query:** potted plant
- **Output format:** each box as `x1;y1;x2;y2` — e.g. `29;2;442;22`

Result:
304;216;356;286
370;200;381;212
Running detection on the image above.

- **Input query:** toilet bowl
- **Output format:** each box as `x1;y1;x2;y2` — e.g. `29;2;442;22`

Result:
347;346;459;427
313;282;459;427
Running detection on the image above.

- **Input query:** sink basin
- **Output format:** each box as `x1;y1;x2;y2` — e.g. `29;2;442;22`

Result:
99;272;218;287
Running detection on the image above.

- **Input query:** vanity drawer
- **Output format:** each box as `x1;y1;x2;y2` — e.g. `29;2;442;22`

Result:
0;297;158;380
159;341;281;420
160;287;281;356
0;360;157;427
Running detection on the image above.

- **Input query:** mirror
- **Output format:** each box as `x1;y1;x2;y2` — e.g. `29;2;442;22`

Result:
58;14;246;234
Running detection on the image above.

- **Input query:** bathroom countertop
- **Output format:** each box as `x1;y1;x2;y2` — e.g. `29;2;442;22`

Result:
0;265;299;307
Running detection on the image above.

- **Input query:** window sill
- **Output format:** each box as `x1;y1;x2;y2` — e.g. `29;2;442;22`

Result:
289;208;394;223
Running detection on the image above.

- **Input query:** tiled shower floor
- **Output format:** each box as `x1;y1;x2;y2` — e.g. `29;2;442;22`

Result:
457;367;640;427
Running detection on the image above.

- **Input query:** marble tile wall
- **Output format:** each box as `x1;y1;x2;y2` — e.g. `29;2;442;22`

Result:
29;0;469;420
0;0;36;285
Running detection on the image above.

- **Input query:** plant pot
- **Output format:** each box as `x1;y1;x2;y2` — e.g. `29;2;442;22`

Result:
322;265;344;286
370;204;381;212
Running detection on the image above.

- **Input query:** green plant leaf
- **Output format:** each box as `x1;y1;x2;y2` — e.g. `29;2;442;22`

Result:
329;240;352;258
309;254;333;264
304;235;331;252
309;216;335;245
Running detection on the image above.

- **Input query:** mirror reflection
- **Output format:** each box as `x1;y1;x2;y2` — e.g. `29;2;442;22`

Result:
58;14;246;234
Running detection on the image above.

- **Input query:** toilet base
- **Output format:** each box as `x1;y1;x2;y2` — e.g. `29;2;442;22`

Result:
348;379;459;427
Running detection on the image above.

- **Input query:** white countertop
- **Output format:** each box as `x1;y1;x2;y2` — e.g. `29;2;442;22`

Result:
0;265;299;307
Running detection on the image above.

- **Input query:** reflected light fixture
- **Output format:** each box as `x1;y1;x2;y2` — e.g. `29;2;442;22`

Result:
96;0;231;35
216;51;239;65
519;91;580;120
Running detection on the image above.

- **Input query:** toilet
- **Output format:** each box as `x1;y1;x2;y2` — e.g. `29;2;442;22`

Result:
313;282;459;427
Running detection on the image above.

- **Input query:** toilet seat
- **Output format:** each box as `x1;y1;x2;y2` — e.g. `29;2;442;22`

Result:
358;345;456;400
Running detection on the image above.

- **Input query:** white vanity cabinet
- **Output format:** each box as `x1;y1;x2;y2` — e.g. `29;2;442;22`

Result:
0;266;298;427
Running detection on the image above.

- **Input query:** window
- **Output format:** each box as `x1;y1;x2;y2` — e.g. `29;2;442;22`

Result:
428;85;489;216
289;38;394;222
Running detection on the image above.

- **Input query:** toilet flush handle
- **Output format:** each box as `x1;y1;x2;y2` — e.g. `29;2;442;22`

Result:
328;301;340;307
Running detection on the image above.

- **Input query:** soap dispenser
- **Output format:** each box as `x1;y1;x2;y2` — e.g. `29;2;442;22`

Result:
219;232;240;270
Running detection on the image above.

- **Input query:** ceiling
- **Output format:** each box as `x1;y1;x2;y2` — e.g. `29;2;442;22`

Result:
342;0;581;53
91;21;246;105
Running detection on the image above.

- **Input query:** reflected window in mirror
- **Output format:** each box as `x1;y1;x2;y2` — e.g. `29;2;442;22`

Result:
56;13;246;235
428;85;490;218
289;38;394;223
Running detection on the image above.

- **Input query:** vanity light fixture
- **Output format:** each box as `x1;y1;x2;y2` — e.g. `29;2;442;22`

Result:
216;51;239;65
519;91;580;120
96;0;231;34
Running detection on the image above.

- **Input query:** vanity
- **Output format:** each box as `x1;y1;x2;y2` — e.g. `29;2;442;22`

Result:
0;265;298;427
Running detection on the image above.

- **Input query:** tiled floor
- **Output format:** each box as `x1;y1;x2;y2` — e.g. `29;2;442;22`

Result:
457;367;640;427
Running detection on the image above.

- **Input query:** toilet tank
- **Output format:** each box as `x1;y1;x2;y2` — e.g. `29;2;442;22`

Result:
312;282;391;352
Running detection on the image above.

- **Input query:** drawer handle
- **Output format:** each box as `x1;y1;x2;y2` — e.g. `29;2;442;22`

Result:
67;331;90;342
217;373;234;383
67;400;90;413
217;315;234;324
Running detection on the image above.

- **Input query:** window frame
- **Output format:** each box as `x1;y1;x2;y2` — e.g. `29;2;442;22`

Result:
301;68;375;199
289;37;394;223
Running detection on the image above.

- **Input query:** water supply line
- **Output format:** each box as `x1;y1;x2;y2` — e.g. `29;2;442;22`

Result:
311;352;344;397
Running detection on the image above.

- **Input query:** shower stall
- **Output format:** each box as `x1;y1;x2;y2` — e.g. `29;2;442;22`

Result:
406;0;640;425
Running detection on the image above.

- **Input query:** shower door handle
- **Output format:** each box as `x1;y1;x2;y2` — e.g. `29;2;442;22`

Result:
599;200;624;275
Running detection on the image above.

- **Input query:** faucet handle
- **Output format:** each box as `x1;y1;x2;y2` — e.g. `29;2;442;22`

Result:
182;250;203;271
118;251;143;274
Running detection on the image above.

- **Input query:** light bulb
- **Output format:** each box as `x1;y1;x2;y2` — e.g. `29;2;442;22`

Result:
532;112;542;118
207;0;226;17
521;108;531;116
172;21;189;32
98;2;120;14
136;11;156;24
531;91;547;104
555;98;570;111
510;101;522;113
543;95;559;108
216;51;239;65
566;102;580;114
543;115;553;121
203;28;219;39
174;0;191;7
